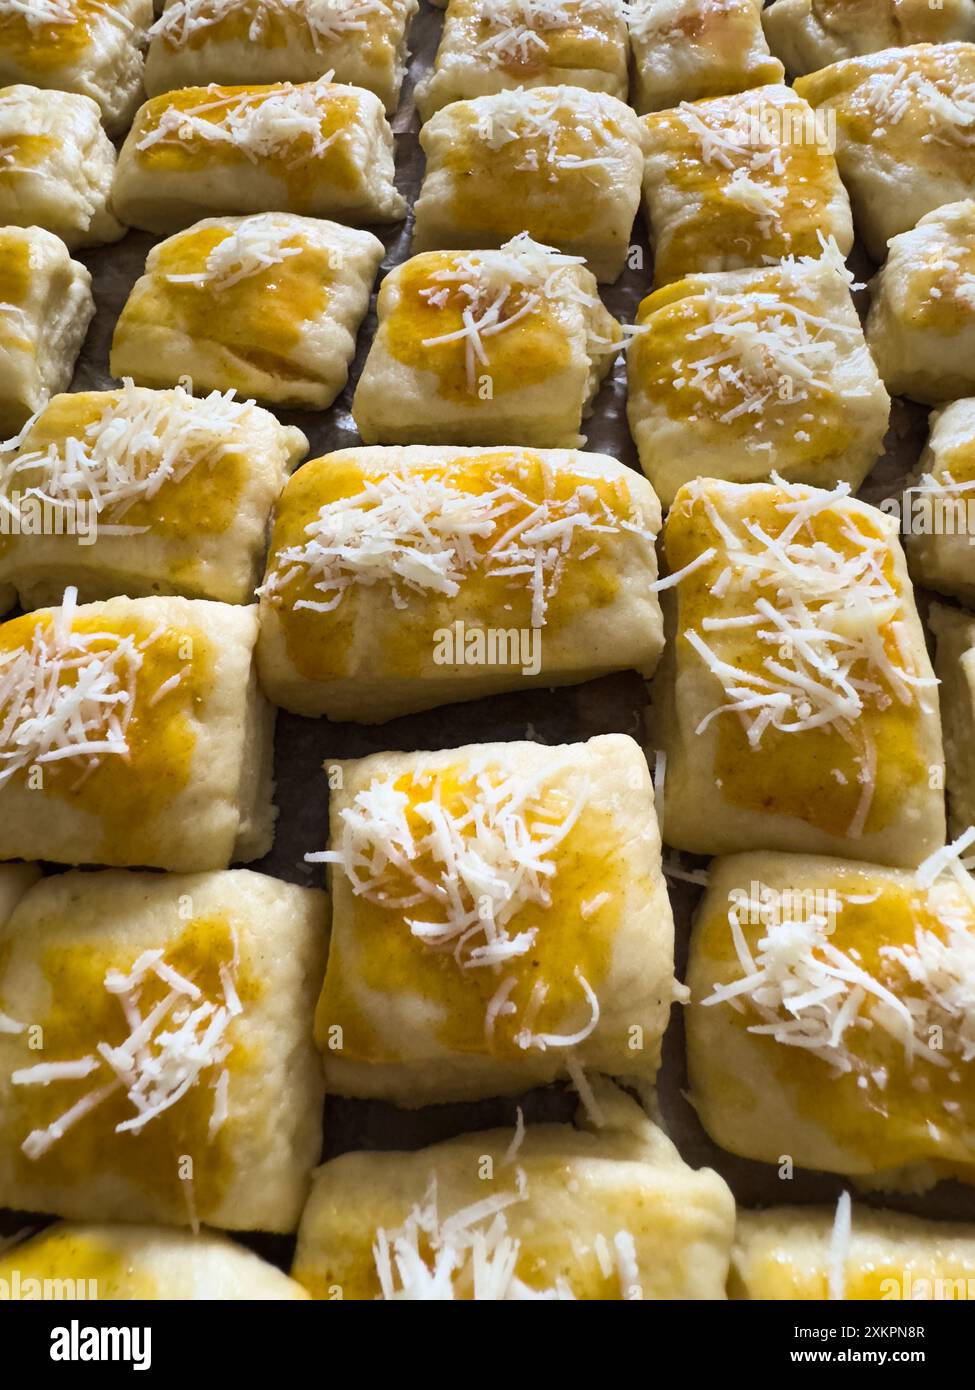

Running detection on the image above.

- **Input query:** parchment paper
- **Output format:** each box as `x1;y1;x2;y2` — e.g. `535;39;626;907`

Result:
4;4;972;1275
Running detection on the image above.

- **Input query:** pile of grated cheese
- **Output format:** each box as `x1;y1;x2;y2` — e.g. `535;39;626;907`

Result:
0;0;136;29
678;281;849;432
310;757;601;1050
259;462;651;627
419;233;600;390
0;0;79;26
672;98;786;178
150;0;388;50
674;474;937;835
863;62;975;140
16;935;242;1160
704;834;975;1087
0;586;147;789
0;380;254;530
476;87;622;185
136;80;342;166
474;0;616;69
165;214;304;290
372;1173;637;1299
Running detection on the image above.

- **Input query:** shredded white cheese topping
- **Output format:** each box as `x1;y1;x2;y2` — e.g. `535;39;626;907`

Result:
0;380;254;531
18;936;242;1160
311;758;600;1050
863;61;975;144
0;586;149;789
419;232;603;390
136;80;341;165
0;0;135;28
704;850;975;1087
475;87;624;188
474;0;617;69
258;462;651;628
676;475;936;834
165;214;303;289
150;0;387;50
372;1173;636;1300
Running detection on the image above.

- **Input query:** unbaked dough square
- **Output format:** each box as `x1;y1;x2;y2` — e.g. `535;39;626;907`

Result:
0;85;123;248
0;0;153;134
763;0;975;77
686;850;975;1188
145;0;417;114
0;1222;310;1299
415;0;629;119
0;867;327;1230
866;200;975;405
0;590;275;870
642;83;853;287
313;734;677;1105
114;79;405;235
904;399;975;605
0;383;308;609
733;1204;975;1300
412;87;647;283
256;445;664;721
626;258;890;508
292;1083;735;1299
651;477;945;865
352;236;620;447
929;602;975;840
0;226;94;440
628;0;784;115
794;42;975;262
110;213;383;410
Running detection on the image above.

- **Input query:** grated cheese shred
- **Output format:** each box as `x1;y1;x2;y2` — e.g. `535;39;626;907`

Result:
18;936;242;1160
258;461;652;628
0;379;255;532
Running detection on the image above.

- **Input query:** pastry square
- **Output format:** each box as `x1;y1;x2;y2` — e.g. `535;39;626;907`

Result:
929;602;975;841
905;399;975;605
0;383;308;610
145;0;417;114
0;1223;310;1299
415;0;629;119
626;258;890;508
628;0;784;116
352;236;620;447
866;201;975;405
794;42;975;262
652;477;945;865
257;445;664;721
111;213;383;410
0;0;153;134
733;1204;975;1300
0;226;94;440
0;85;123;249
313;734;677;1106
0;868;327;1230
686;850;975;1188
642;84;853;287
412;87;647;283
764;0;975;77
114;79;405;236
292;1083;735;1299
0;590;275;871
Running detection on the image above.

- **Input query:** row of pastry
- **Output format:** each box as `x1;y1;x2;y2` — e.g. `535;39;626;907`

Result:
4;0;973;131
4;35;973;280
1;746;974;1296
0;203;970;524
4;1106;975;1300
0;419;971;839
